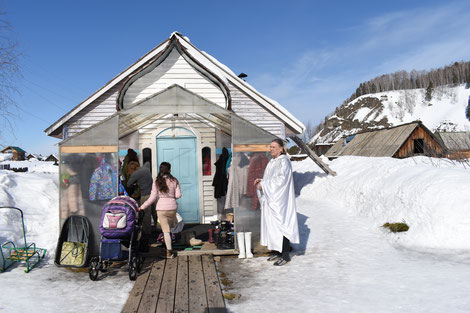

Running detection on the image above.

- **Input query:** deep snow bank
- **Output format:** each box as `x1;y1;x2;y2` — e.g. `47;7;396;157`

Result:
0;162;59;259
293;156;470;251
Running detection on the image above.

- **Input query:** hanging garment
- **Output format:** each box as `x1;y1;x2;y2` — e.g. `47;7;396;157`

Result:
246;153;269;210
212;147;229;198
224;154;249;210
89;159;117;201
258;154;299;252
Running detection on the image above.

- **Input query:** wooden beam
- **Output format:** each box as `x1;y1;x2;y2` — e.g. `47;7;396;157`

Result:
156;258;178;313
233;144;270;152
289;136;337;176
174;256;189;313
121;259;153;313
60;146;118;154
188;255;207;313
137;259;165;313
201;255;226;312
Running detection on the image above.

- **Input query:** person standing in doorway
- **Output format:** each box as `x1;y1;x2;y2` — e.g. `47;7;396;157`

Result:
254;139;299;266
139;162;182;259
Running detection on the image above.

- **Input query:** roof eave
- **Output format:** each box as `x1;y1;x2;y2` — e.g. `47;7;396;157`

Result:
44;39;171;136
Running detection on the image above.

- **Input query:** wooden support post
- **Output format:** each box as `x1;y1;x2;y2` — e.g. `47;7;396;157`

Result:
289;136;337;176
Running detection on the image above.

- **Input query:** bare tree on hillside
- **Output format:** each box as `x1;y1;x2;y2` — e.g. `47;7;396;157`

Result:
0;9;21;141
301;120;315;143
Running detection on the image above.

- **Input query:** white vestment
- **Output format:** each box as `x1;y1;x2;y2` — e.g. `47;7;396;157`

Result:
258;154;299;252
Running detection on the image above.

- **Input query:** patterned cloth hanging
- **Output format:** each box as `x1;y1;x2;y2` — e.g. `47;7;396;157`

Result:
89;159;117;201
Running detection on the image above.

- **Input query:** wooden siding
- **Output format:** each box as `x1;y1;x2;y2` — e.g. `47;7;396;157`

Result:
448;151;470;159
138;119;216;220
325;123;443;159
66;83;122;137
395;127;443;158
123;49;226;109
229;82;285;138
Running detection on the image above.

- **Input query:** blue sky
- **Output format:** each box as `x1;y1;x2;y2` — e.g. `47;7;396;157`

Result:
2;0;470;154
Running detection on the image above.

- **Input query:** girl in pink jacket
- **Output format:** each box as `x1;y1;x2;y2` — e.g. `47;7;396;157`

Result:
140;162;182;258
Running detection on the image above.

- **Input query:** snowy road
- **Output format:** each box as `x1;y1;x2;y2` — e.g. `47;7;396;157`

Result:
222;197;470;313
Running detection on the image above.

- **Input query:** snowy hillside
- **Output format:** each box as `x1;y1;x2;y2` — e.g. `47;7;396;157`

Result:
312;85;470;144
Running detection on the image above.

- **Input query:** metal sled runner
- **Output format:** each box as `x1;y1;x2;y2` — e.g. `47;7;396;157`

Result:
0;207;47;273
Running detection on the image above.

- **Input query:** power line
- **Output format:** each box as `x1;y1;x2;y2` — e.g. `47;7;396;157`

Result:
16;104;50;124
22;76;81;104
22;61;91;98
19;83;70;112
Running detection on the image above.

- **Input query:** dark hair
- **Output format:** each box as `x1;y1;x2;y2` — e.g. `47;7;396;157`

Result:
126;149;139;163
156;162;176;193
271;139;286;155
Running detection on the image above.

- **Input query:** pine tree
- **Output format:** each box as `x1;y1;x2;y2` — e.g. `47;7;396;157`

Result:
466;67;470;89
467;96;470;121
425;81;434;101
452;70;459;86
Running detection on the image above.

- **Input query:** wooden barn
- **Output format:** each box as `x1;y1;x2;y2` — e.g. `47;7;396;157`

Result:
434;131;470;159
1;146;26;161
325;121;444;160
313;143;333;156
44;32;332;255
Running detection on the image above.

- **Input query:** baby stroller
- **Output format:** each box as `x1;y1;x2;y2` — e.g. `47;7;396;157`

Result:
89;196;143;281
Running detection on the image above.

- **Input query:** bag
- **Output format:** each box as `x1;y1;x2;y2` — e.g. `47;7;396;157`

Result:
60;242;86;266
170;213;184;234
102;211;127;229
101;239;126;260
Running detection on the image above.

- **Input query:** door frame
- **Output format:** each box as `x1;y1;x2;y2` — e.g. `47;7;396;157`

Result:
150;124;204;223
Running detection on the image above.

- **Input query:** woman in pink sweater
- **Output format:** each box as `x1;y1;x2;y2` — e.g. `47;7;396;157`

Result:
140;162;182;258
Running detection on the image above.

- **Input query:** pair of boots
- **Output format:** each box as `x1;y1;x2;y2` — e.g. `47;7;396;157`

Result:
237;232;253;259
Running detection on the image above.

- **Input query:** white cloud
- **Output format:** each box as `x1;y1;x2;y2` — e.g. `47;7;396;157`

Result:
251;1;470;124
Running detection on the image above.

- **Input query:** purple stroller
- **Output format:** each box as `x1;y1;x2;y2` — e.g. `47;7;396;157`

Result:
89;196;143;281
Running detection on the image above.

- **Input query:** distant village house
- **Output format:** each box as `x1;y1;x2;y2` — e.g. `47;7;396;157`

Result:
1;146;26;161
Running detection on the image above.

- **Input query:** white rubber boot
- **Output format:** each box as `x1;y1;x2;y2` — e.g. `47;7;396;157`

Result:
245;232;253;258
237;232;246;258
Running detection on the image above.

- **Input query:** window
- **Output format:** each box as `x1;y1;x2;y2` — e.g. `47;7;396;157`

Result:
202;147;211;176
413;139;424;154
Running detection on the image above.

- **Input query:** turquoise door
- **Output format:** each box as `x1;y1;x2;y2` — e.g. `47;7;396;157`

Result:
156;136;199;223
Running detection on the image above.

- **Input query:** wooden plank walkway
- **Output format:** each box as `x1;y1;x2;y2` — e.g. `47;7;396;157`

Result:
122;255;226;313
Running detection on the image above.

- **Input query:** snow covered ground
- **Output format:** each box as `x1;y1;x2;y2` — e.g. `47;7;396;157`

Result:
1;157;470;312
222;156;470;313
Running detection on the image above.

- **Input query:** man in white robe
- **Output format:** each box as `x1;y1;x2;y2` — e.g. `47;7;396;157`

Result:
255;139;299;266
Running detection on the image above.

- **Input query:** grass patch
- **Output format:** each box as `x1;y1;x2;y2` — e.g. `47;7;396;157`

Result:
383;222;409;232
223;293;241;300
221;277;233;286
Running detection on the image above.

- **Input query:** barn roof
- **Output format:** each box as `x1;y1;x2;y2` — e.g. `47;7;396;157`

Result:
1;146;26;153
434;132;470;151
44;32;304;137
325;121;439;158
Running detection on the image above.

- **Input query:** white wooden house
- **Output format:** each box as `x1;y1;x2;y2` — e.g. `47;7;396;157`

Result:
45;32;305;239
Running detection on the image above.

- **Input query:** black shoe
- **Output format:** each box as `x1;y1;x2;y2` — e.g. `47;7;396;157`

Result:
273;258;289;266
268;251;281;261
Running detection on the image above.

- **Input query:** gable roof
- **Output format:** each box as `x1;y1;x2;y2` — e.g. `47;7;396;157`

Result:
45;32;304;137
325;121;440;158
1;146;26;153
434;132;470;151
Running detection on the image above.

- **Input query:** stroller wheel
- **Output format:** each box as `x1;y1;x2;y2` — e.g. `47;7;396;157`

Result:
89;258;100;281
136;255;144;273
129;256;138;281
99;261;109;272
